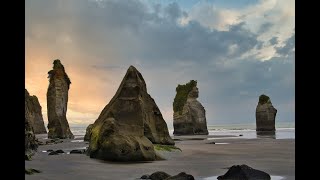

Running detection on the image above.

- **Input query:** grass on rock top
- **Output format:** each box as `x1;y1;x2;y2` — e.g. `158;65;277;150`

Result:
259;94;270;105
173;80;197;114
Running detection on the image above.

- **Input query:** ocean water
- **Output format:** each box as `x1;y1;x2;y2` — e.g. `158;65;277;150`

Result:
69;122;295;140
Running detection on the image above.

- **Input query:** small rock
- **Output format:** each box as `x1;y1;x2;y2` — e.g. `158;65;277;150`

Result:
48;151;59;155
25;168;41;175
55;150;64;153
239;134;243;136
166;172;194;180
140;174;150;179
150;171;171;180
218;164;271;180
46;149;54;152
70;149;84;154
46;140;55;144
206;142;215;144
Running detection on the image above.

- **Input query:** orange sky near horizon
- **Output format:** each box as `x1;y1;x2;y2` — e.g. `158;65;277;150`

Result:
26;42;119;126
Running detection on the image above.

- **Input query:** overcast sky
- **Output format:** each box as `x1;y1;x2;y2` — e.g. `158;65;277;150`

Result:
25;0;295;128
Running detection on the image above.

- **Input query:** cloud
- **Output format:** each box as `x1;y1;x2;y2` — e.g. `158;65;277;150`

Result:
276;33;295;55
269;37;279;45
26;0;294;126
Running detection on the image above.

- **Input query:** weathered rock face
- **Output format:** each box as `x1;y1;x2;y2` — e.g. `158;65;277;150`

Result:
256;94;277;132
173;80;208;135
84;124;93;141
25;89;47;134
88;66;174;161
47;59;74;139
218;164;271;180
25;117;38;156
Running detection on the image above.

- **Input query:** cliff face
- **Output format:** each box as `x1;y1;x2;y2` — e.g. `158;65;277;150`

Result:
25;117;38;155
256;94;277;132
25;89;47;134
173;81;208;135
47;59;74;139
87;66;173;161
84;124;93;141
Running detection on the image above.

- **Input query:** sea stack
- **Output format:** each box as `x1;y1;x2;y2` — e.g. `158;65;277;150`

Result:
47;59;74;139
256;94;277;132
25;89;47;134
173;80;208;135
87;65;174;161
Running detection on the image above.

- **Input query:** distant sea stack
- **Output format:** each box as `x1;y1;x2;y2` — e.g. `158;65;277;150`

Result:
173;80;208;135
25;89;47;134
87;65;174;161
256;94;277;132
47;59;74;139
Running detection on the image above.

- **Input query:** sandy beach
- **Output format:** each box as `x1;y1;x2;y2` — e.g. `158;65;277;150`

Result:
25;134;295;180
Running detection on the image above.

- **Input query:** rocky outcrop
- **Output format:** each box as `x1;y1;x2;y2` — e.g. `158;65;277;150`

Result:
25;89;47;134
218;164;271;180
166;172;194;180
256;94;277;132
84;124;93;141
25;117;38;156
140;172;194;180
173;80;208;135
47;59;74;139
150;171;171;180
87;66;174;161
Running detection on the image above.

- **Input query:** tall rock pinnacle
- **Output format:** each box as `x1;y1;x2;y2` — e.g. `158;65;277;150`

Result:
47;59;74;139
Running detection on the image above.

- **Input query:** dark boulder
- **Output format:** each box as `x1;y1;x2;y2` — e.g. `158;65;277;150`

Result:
218;164;271;180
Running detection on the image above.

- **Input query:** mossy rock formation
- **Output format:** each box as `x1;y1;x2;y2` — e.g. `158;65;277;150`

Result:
25;117;38;157
87;66;174;161
25;89;47;134
47;59;74;139
256;94;277;132
84;124;93;141
173;80;208;135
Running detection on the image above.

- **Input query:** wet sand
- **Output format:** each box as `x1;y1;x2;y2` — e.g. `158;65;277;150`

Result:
25;135;295;180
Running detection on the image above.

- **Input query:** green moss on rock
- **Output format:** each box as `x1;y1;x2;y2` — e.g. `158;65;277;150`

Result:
259;94;270;105
173;80;197;114
154;144;182;152
25;154;32;161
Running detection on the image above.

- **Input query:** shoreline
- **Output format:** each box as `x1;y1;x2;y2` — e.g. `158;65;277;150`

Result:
26;134;295;180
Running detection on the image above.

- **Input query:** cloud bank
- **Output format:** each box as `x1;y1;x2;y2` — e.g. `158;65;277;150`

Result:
26;0;295;128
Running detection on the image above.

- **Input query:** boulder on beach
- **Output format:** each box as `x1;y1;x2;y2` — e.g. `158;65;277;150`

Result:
140;171;194;180
84;124;93;141
25;89;47;134
173;80;208;135
149;171;171;180
25;117;38;157
166;172;194;180
87;66;174;161
47;59;74;139
256;94;277;132
218;164;271;180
